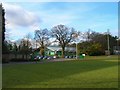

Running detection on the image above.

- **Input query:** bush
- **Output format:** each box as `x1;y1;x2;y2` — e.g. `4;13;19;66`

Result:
89;51;103;56
10;58;31;62
2;54;15;63
88;43;104;56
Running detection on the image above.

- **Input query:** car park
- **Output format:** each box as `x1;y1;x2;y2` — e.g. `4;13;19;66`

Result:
34;55;44;60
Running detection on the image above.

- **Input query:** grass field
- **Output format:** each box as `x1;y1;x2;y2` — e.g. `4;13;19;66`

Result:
2;55;118;88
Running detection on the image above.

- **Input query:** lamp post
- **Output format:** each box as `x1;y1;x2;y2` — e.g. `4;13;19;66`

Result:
76;42;78;59
75;34;79;60
73;31;79;60
107;29;110;55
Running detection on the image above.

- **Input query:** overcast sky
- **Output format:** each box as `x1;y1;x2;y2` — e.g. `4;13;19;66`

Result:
2;2;118;41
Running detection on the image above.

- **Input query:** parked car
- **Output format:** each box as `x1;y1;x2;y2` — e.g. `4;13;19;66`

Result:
68;56;72;58
43;56;48;60
69;56;74;58
34;55;43;60
65;56;69;58
34;55;39;60
53;56;57;59
39;56;44;59
47;56;53;60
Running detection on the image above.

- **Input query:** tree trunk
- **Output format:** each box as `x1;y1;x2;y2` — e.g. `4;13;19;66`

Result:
62;46;65;58
22;54;24;60
14;53;17;59
40;47;44;56
26;54;27;60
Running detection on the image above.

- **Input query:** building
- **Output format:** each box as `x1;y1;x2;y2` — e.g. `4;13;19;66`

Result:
32;46;76;57
113;46;120;55
45;46;76;57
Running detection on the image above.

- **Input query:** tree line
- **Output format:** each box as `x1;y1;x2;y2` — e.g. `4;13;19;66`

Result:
77;30;118;56
4;25;119;58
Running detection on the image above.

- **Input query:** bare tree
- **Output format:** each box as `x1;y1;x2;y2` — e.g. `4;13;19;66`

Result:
13;42;18;59
34;28;50;56
25;33;32;49
25;34;32;59
19;38;32;60
82;29;92;41
51;24;80;58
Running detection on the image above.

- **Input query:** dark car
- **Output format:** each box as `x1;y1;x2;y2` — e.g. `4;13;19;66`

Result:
34;55;44;60
47;56;53;60
43;56;48;60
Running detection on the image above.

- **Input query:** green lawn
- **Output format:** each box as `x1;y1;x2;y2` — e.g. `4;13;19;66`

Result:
2;55;118;88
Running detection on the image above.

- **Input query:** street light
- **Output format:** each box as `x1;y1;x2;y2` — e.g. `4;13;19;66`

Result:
73;32;80;60
75;33;79;60
107;29;110;55
76;42;78;59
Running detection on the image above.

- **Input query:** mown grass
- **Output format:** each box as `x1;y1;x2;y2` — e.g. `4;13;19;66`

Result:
2;55;118;88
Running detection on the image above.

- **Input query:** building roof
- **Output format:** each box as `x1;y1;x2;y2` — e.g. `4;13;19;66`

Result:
47;46;76;52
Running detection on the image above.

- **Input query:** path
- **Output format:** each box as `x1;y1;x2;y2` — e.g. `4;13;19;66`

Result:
2;58;77;65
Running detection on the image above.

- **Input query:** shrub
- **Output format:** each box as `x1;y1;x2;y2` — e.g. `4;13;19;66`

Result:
87;43;104;56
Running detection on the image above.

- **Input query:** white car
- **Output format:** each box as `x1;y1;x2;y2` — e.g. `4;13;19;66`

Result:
82;54;85;57
53;56;57;59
